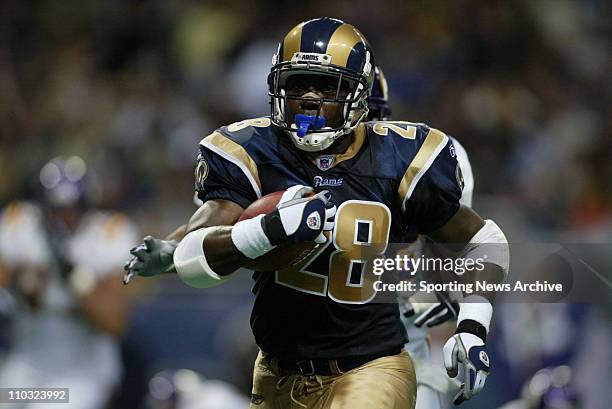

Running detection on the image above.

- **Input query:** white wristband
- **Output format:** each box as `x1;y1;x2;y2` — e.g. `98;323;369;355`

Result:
231;215;275;259
174;227;232;288
458;295;493;334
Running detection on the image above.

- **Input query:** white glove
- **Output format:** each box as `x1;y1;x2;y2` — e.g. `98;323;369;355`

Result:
231;185;336;259
443;332;490;405
270;185;336;245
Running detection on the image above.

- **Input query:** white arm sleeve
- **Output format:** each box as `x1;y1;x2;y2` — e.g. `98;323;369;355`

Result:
174;227;234;288
461;219;509;279
450;137;474;208
455;221;508;333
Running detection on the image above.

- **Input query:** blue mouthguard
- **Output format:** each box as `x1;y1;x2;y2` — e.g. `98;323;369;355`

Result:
294;114;327;137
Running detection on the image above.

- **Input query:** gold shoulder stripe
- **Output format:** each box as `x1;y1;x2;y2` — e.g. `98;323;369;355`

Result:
327;24;361;67
398;128;449;211
200;132;262;198
333;123;366;165
283;23;304;61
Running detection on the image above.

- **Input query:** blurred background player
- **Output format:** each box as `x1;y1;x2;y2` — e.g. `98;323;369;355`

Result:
367;64;474;409
0;156;139;409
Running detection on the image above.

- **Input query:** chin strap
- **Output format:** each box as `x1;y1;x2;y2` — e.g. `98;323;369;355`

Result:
294;114;327;137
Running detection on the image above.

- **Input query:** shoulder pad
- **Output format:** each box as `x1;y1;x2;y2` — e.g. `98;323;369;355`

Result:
215;117;273;145
396;124;451;211
79;211;137;240
0;201;51;267
198;118;273;199
365;120;425;141
1;201;43;224
69;211;139;276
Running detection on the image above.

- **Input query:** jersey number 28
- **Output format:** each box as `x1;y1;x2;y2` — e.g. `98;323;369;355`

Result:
275;200;390;304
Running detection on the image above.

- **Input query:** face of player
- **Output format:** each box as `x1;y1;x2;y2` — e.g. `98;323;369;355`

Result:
285;73;352;129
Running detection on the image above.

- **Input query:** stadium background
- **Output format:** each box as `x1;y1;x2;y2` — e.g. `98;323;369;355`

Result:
0;0;610;408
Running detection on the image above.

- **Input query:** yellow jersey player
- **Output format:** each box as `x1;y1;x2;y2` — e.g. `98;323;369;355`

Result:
125;17;509;409
0;156;139;409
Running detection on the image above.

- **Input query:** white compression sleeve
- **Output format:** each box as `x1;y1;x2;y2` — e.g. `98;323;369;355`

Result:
461;219;509;278
456;220;508;334
174;227;233;288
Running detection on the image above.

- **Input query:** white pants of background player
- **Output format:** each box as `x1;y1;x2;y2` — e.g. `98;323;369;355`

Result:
404;316;460;409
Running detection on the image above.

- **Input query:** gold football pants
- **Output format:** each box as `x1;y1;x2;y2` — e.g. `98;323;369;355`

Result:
249;350;416;409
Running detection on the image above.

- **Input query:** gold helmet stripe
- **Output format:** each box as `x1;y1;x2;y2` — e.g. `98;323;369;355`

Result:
282;23;304;62
398;128;449;211
200;132;262;198
327;24;363;67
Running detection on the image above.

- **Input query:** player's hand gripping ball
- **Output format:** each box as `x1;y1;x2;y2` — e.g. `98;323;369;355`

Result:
239;185;336;271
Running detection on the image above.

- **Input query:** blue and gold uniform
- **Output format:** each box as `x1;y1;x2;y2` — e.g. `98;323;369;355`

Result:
195;117;462;362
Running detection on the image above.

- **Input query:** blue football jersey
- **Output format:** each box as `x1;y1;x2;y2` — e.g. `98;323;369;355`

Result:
195;117;462;360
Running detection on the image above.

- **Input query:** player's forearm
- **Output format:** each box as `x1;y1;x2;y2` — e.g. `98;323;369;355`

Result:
180;202;252;275
202;226;251;276
178;223;272;278
459;263;504;303
430;206;509;341
172;191;334;287
169;198;247;282
173;224;256;287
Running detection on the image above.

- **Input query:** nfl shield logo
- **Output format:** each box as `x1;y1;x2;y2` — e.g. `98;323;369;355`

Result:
306;211;321;230
479;350;489;367
315;155;335;171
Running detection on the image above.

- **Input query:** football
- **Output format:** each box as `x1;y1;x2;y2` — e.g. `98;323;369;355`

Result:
238;191;286;221
238;190;319;271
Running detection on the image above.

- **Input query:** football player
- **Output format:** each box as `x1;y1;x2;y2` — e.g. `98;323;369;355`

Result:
125;17;509;409
0;156;139;409
367;66;475;409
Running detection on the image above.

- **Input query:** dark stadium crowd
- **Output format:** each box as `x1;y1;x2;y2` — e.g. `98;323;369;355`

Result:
1;0;610;234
